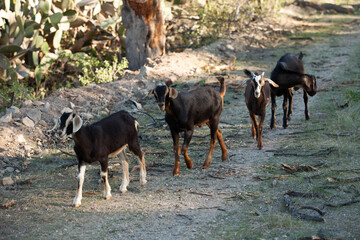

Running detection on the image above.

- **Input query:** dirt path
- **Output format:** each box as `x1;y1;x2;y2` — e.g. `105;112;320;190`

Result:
1;10;360;240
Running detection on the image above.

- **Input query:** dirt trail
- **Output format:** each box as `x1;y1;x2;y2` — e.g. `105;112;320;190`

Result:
1;9;360;240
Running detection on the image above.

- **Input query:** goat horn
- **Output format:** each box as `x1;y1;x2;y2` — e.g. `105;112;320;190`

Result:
264;78;279;88
241;78;251;86
49;117;59;132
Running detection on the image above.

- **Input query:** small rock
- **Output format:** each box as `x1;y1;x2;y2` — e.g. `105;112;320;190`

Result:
2;177;14;186
0;112;12;123
61;107;73;114
22;117;35;128
22;100;33;108
33;100;44;106
5;167;15;173
75;95;86;103
43;102;51;113
16;134;26;143
82;113;93;120
27;109;42;123
68;102;75;109
6;106;20;114
226;44;235;51
24;144;33;151
38;120;47;127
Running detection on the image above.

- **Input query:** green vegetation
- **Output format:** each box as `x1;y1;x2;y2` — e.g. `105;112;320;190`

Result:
0;0;126;112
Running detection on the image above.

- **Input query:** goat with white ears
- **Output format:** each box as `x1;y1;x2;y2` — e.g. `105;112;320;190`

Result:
58;110;147;207
244;69;279;149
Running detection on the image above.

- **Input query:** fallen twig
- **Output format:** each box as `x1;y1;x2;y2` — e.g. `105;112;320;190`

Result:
298;206;325;216
253;175;289;181
284;195;325;222
281;163;318;173
131;162;155;172
2;199;15;209
331;168;360;173
208;174;226;179
285;190;323;198
326;176;360;183
324;199;360;208
176;214;193;221
197;206;222;210
189;191;213;197
59;149;76;157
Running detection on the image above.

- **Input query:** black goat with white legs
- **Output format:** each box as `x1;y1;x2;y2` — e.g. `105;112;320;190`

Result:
244;69;279;149
149;77;228;176
58;110;146;207
270;52;317;129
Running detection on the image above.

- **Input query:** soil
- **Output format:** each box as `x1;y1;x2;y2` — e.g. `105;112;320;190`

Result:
1;5;360;240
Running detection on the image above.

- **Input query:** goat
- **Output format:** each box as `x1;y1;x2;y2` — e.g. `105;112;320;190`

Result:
270;52;317;129
58;110;147;207
244;69;279;149
149;77;228;176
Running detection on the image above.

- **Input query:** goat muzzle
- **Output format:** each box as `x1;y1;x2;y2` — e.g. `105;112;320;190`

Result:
158;103;166;111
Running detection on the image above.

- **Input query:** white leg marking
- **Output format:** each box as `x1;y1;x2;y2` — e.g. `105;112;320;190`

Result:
100;171;112;200
120;150;130;193
139;152;147;187
73;165;86;207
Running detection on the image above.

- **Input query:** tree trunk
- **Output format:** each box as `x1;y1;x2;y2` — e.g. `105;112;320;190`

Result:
122;0;166;70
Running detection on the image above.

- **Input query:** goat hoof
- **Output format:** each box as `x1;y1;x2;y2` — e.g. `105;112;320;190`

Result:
202;164;210;169
120;188;127;193
186;161;194;169
173;168;180;176
140;180;147;186
105;195;112;200
73;203;81;208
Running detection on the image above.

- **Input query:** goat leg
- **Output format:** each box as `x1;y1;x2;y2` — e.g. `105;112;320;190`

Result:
181;129;194;169
282;93;289;129
138;151;147;186
303;90;310;120
203;125;218;169
73;164;86;207
120;150;130;193
270;93;276;129
100;160;112;200
128;140;147;187
172;131;181;176
287;89;293;121
216;129;228;161
249;113;258;139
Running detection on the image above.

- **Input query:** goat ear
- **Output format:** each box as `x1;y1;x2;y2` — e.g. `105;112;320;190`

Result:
72;115;83;133
244;69;252;78
299;52;304;60
278;62;288;71
169;88;178;99
264;78;279;88
261;72;265;78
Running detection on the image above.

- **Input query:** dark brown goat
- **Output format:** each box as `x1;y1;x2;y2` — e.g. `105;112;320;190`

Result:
270;52;317;129
149;78;228;176
244;69;279;149
58;110;146;207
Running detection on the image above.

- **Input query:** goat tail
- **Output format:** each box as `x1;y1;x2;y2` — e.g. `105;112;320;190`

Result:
217;76;226;98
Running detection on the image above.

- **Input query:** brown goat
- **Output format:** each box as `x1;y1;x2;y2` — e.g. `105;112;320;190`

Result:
244;70;279;149
149;78;228;176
